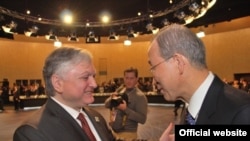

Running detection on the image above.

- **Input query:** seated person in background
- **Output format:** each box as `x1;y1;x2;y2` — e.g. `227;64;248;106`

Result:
239;78;250;93
0;89;4;112
11;83;20;111
104;67;148;140
13;47;115;141
27;83;38;96
37;83;45;95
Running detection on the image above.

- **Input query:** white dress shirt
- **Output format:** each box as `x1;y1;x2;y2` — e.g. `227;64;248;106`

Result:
51;97;101;141
188;71;214;121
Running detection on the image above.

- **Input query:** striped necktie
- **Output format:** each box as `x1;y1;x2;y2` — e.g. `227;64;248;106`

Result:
77;113;96;141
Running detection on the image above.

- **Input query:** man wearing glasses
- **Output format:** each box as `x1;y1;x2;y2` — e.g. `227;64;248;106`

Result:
147;24;250;141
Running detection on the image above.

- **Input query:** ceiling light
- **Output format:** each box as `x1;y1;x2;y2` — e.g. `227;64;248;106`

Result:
100;11;111;23
60;9;73;24
26;10;30;15
54;40;62;48
124;39;131;46
196;31;205;38
0;1;218;37
101;15;110;23
63;15;73;24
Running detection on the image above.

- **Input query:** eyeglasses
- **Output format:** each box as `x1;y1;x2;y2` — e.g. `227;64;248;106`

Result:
149;56;173;73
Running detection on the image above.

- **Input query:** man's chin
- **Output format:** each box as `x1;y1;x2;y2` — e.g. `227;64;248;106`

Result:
162;92;173;101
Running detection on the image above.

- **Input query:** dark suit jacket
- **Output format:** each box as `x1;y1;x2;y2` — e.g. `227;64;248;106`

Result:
13;98;115;141
196;75;250;124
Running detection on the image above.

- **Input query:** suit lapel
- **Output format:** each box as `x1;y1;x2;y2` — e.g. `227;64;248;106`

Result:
196;75;223;124
83;107;105;138
46;98;90;140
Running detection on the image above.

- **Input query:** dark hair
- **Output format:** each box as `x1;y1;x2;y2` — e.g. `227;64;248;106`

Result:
123;67;138;78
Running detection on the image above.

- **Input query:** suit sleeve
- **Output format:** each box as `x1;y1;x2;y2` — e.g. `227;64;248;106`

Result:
232;104;250;124
124;94;148;124
13;125;48;141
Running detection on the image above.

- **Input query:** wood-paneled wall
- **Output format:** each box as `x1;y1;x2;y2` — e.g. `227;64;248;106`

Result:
0;21;249;86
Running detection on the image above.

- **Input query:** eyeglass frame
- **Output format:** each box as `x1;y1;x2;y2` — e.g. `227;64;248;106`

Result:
149;56;173;72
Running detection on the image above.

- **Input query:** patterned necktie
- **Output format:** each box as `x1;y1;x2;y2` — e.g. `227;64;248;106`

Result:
77;113;96;141
185;110;196;125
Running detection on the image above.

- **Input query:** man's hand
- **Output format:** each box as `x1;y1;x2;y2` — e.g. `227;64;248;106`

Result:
111;93;118;98
159;122;175;141
117;100;127;111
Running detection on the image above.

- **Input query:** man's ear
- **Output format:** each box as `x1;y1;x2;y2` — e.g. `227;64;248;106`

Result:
51;74;63;94
174;54;186;75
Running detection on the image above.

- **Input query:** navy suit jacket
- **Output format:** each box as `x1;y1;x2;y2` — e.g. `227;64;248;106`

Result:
13;98;115;141
196;75;250;124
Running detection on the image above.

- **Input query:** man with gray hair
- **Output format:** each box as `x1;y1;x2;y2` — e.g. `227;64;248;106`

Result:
147;24;250;141
14;47;115;141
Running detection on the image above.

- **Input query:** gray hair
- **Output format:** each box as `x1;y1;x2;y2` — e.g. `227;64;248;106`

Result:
154;24;207;69
43;47;93;96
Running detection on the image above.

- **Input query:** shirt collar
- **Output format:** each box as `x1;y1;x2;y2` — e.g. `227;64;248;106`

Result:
188;71;214;119
51;97;80;119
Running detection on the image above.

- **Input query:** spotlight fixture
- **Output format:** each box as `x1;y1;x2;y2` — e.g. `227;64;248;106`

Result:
108;29;119;40
184;16;195;25
189;2;200;13
68;32;79;42
2;21;17;34
162;18;170;26
174;11;186;20
174;11;195;25
86;30;100;43
0;27;14;39
0;0;218;38
45;30;57;41
24;25;39;37
127;27;139;38
145;23;159;34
